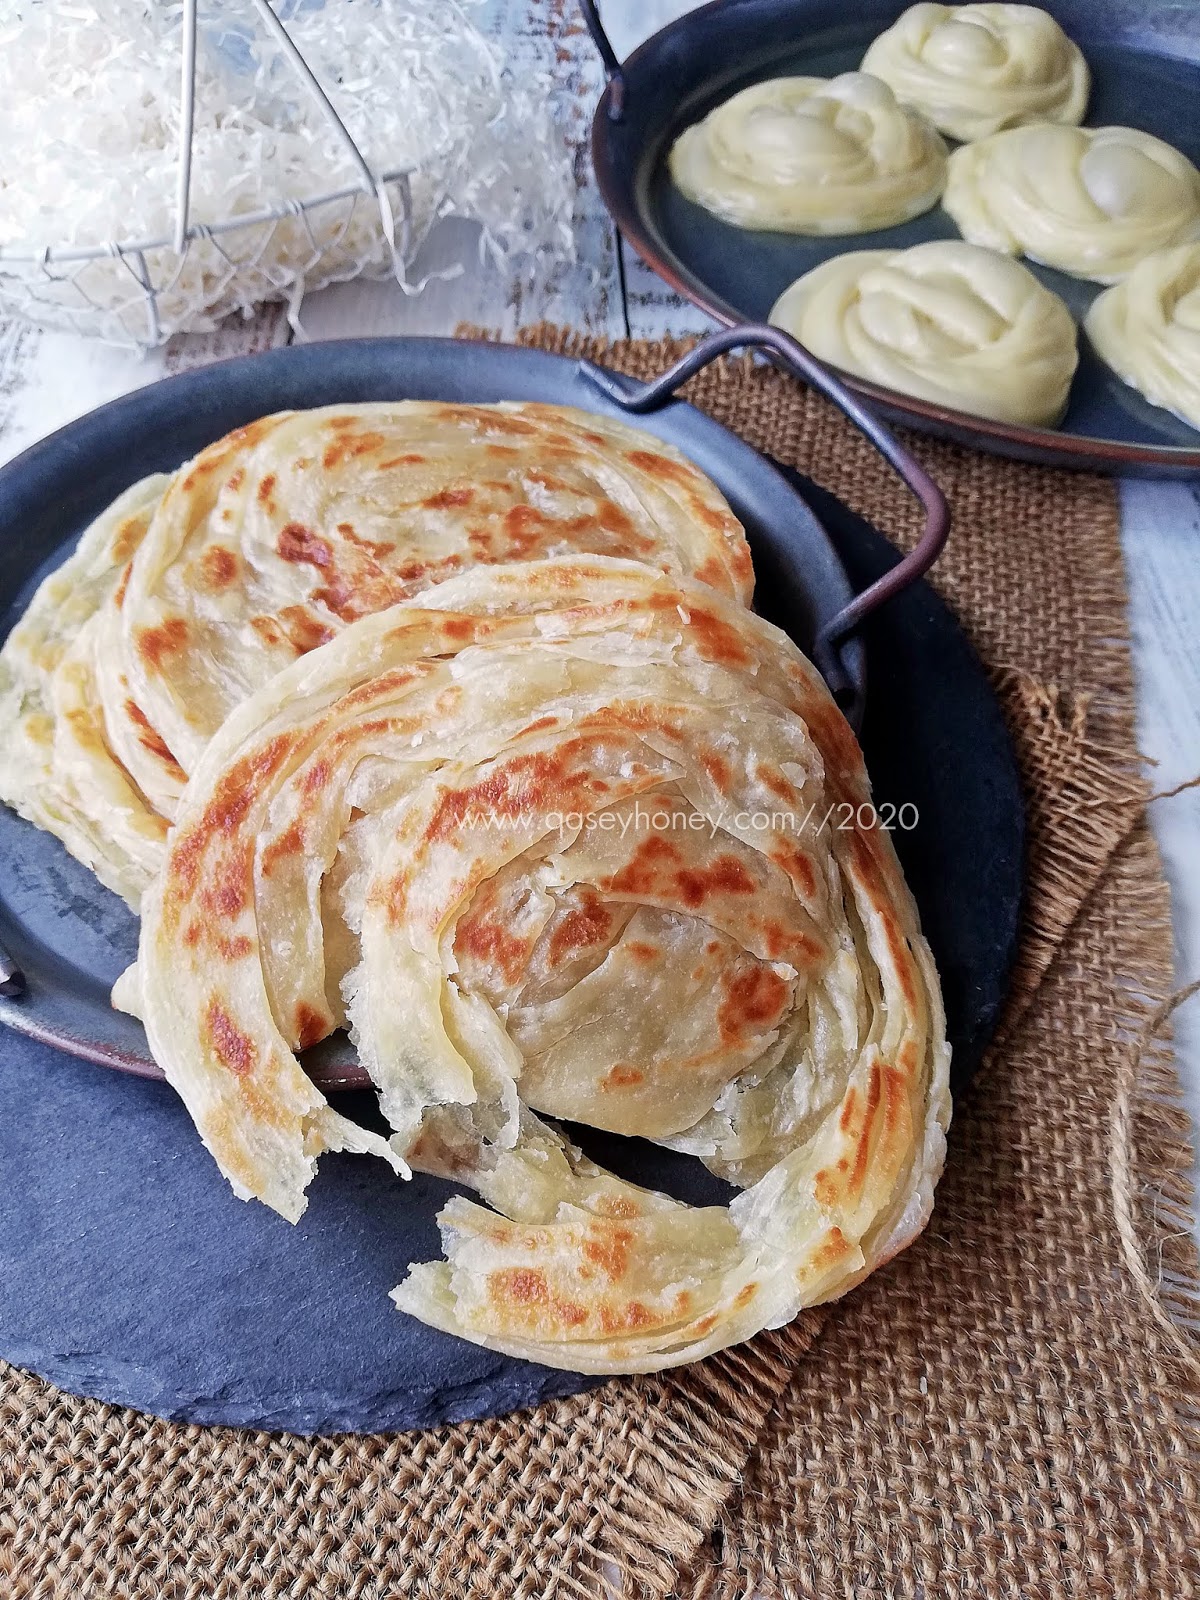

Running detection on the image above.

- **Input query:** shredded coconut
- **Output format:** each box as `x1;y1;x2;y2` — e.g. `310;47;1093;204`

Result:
0;0;575;345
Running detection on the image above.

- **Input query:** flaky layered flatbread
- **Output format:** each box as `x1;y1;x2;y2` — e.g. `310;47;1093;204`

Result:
134;558;951;1372
0;405;752;906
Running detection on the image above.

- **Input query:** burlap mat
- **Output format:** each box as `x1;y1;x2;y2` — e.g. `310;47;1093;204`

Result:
2;330;1197;1599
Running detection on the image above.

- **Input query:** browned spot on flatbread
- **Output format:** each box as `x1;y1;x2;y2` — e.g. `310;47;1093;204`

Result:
422;486;474;511
321;429;387;471
599;1301;656;1334
422;742;605;849
113;562;133;610
675;602;753;668
770;839;818;901
604;835;682;896
490;1267;548;1305
136;616;189;672
200;843;254;921
702;750;733;791
198;544;239;591
168;734;295;903
454;895;533;987
675;854;756;908
624;940;660;965
337;523;393;558
111;517;145;564
203;996;256;1077
294;1003;329;1051
752;915;825;966
123;699;186;781
583;1224;634;1281
798;1227;853;1285
717;963;790;1046
693;555;731;592
546;897;615;968
756;762;795;802
277;523;333;569
601;1064;645;1090
278;605;335;655
624;448;696;486
250;615;285;648
260;819;305;877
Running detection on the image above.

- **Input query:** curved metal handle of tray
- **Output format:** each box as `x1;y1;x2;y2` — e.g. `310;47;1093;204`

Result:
578;0;628;118
579;323;951;690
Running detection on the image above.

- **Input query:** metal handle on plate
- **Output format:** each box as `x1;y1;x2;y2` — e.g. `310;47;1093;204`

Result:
578;0;627;120
579;324;950;689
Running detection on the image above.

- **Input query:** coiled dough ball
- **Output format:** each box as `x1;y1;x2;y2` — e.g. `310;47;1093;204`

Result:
770;240;1078;426
944;123;1200;283
1085;243;1200;431
861;3;1088;143
668;71;947;234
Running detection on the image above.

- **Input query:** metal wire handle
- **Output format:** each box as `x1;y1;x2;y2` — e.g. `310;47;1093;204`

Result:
0;0;414;348
174;0;387;260
579;324;951;688
578;0;627;119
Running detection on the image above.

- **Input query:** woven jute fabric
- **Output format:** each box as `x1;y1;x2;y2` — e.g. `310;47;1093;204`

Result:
3;329;1198;1599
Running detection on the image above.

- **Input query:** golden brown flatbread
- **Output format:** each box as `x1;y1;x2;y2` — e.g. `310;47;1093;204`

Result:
135;558;950;1372
0;404;752;905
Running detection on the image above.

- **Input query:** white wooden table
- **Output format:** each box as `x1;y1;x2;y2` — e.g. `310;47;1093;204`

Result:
1;0;1198;1223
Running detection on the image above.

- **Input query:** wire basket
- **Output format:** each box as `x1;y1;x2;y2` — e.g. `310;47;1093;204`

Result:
0;0;570;348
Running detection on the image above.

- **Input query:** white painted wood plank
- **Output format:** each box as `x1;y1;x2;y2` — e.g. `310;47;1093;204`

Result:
1121;479;1200;1219
621;238;716;340
0;305;289;472
596;0;706;61
597;0;715;339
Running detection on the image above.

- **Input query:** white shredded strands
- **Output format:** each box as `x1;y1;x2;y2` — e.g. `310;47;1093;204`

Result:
0;0;576;345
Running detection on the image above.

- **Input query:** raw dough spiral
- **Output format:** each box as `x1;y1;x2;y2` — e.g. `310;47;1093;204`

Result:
943;123;1200;283
1085;243;1200;432
668;72;947;234
133;558;950;1373
861;3;1089;143
770;240;1078;426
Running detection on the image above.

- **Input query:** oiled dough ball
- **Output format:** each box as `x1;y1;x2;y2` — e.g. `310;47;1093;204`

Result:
770;239;1078;426
668;72;947;235
862;3;1088;143
944;123;1200;283
1086;243;1200;431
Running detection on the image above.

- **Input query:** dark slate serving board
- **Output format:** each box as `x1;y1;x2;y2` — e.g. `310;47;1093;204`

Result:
0;489;1022;1434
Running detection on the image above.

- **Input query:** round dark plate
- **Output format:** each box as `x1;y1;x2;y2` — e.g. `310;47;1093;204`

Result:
0;472;1021;1433
0;335;867;1088
590;0;1200;476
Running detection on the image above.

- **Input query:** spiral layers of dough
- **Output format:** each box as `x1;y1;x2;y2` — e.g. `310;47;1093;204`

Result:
0;403;751;908
1086;244;1200;431
133;557;950;1373
770;240;1077;426
944;123;1200;283
668;72;947;234
861;3;1088;143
